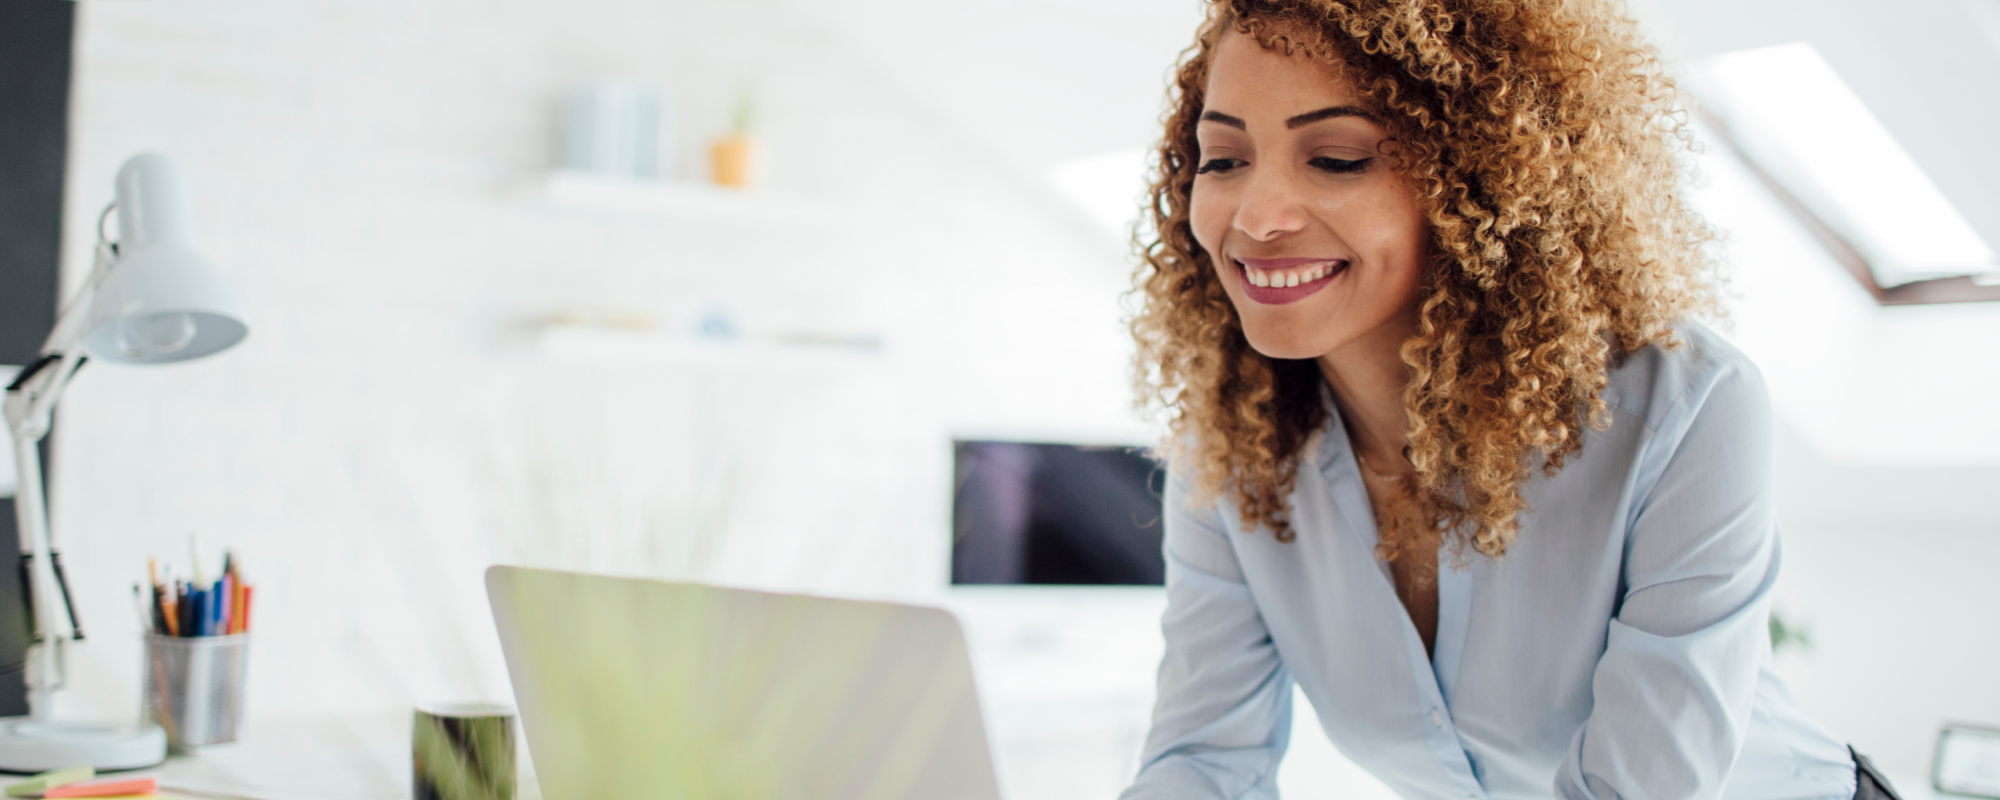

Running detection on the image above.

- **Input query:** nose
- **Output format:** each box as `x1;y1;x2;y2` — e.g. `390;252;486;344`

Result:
1232;165;1309;242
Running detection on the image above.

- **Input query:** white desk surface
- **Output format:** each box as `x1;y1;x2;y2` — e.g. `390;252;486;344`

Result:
105;711;1942;800
122;713;543;800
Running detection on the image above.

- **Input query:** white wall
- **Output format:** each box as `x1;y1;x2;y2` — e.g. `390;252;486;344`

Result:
1772;448;2000;777
1693;138;2000;778
52;0;1141;726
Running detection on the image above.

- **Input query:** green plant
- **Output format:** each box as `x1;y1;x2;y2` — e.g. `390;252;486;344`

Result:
1769;611;1813;655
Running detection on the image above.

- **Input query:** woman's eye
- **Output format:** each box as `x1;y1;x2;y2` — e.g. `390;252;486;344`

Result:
1310;156;1371;174
1195;158;1243;175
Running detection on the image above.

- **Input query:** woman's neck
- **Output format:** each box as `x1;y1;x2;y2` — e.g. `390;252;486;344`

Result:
1317;314;1417;475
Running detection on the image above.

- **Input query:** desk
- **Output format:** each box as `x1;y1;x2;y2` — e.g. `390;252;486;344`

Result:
123;713;542;800
109;711;1946;800
1887;772;1941;800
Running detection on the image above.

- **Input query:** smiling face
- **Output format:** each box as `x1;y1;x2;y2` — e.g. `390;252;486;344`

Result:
1191;28;1431;361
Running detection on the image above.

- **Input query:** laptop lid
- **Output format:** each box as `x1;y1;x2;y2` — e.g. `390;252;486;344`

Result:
486;566;1004;800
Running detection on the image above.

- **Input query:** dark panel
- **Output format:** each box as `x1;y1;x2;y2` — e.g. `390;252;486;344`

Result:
1;0;71;364
952;441;1166;586
0;0;77;716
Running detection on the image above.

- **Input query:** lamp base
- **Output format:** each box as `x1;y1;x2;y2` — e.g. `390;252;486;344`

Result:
0;718;167;772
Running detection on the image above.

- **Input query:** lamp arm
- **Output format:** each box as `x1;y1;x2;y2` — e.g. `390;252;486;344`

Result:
37;218;119;363
8;223;113;443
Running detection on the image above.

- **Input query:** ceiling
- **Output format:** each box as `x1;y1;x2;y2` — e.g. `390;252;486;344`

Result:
784;0;1207;169
1630;0;2000;278
786;0;2000;263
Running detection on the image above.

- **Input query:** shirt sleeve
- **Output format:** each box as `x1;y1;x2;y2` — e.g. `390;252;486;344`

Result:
1120;472;1294;800
1556;360;1781;800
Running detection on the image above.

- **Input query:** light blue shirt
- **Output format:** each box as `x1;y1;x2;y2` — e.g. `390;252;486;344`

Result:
1122;323;1856;800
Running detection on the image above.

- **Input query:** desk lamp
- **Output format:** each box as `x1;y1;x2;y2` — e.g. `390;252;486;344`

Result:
0;153;249;770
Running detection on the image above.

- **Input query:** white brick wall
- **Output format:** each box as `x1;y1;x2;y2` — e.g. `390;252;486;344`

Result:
52;0;1143;726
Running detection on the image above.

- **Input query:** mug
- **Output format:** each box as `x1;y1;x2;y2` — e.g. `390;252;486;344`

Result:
413;703;517;800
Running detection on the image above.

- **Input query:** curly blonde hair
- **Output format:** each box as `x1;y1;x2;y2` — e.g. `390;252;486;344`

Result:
1132;0;1717;556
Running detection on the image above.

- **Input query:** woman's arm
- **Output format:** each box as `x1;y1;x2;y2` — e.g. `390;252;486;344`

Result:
1555;360;1781;800
1120;473;1294;800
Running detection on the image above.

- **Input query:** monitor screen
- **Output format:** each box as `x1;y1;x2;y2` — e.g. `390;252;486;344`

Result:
950;440;1165;586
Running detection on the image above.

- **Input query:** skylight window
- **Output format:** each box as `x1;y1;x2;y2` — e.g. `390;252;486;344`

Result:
1703;42;1997;287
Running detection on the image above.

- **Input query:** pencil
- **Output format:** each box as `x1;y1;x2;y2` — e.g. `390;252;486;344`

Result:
160;587;179;637
228;579;243;634
238;585;253;634
132;584;148;634
178;583;194;638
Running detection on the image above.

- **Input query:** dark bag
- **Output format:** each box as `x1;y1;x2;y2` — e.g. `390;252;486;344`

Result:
1850;747;1902;800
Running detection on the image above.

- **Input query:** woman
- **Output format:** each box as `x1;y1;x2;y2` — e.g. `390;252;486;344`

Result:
1122;1;1897;798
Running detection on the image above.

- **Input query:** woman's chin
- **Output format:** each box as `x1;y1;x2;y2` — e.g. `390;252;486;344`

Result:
1241;329;1331;362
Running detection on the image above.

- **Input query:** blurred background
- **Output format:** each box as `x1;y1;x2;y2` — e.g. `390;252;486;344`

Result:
1;0;1997;797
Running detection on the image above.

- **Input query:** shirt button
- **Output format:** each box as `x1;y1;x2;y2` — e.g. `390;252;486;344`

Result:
1430;708;1445;727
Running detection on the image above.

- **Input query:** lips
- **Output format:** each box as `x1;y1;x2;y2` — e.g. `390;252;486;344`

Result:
1234;257;1346;305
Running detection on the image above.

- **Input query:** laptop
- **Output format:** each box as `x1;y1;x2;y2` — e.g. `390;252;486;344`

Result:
486;566;1005;800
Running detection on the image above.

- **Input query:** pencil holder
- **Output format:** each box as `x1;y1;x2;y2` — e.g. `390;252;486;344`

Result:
142;633;250;753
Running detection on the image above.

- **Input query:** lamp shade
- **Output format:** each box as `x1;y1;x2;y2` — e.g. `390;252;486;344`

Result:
80;154;249;365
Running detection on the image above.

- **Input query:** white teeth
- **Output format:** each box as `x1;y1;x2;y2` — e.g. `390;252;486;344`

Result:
1243;262;1344;289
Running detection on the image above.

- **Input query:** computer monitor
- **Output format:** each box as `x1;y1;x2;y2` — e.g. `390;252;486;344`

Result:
949;441;1164;586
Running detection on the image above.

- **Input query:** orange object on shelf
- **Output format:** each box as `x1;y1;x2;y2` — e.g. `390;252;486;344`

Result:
709;134;757;188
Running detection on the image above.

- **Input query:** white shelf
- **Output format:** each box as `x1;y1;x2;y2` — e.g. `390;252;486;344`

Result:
533;324;881;370
526;170;847;228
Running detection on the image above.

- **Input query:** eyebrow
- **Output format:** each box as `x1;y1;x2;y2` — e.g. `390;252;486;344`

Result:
1200;110;1247;129
1284;105;1376;128
1198;105;1377;130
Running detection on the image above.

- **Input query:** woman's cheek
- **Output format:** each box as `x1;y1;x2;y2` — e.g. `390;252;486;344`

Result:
1188;188;1228;260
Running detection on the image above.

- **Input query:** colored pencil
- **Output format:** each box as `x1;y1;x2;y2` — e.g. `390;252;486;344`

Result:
239;585;253;633
192;586;203;637
131;584;148;634
147;553;253;637
160;585;178;637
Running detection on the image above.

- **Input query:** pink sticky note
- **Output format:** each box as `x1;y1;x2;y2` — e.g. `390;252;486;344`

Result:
42;777;156;798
